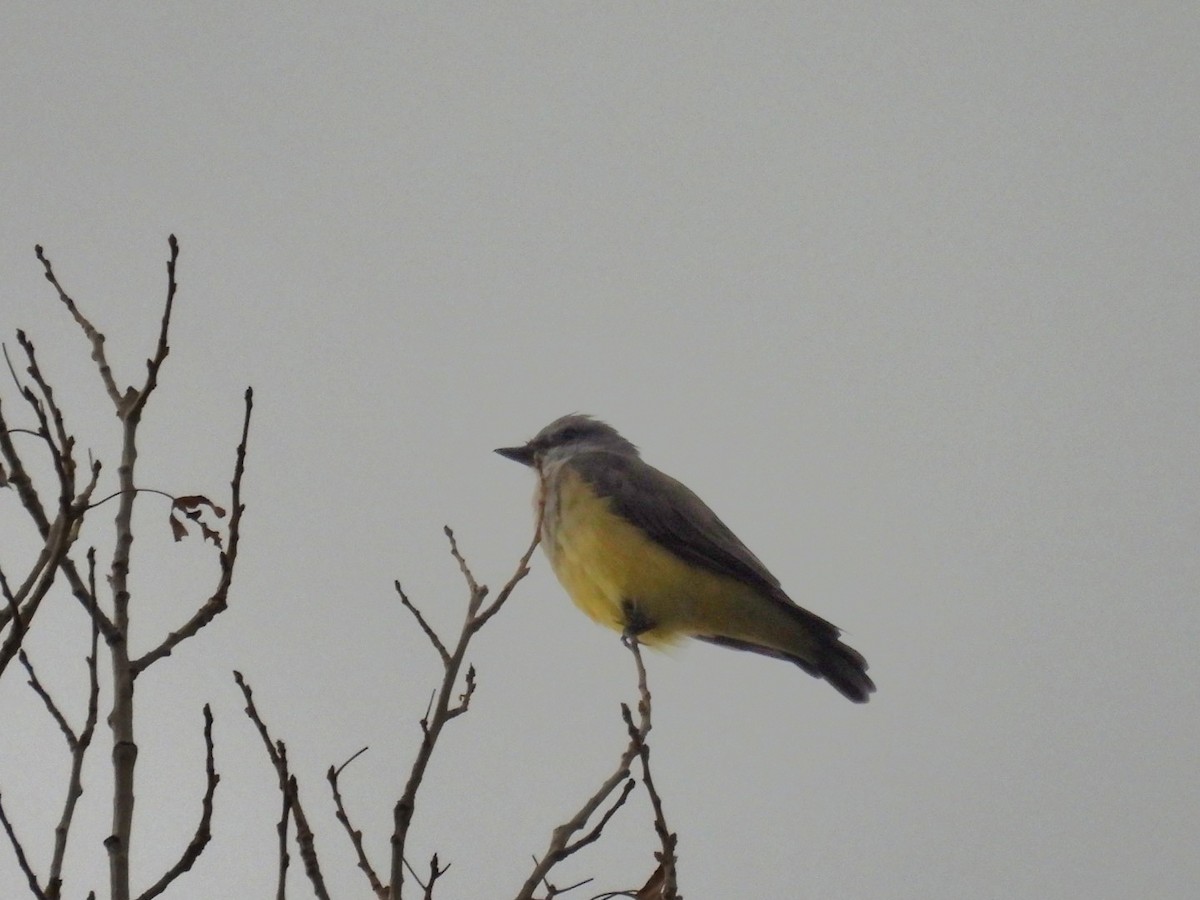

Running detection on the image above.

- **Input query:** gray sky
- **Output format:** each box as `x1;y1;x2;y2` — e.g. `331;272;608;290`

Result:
2;4;1197;898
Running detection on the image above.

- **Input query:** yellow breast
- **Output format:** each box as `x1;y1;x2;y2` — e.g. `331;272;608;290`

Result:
541;467;749;645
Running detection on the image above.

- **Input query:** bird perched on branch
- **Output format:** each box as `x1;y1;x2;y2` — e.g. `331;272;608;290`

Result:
496;414;874;703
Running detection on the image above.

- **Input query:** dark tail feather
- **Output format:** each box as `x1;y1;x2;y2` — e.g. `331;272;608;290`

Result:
696;633;875;703
782;600;875;703
814;640;875;703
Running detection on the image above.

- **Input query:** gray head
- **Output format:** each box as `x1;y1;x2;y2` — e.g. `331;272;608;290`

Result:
495;414;639;467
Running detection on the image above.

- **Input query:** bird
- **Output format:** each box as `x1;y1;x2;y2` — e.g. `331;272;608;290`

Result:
496;414;874;702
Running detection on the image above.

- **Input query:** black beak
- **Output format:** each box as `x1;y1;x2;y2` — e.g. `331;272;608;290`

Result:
495;444;536;467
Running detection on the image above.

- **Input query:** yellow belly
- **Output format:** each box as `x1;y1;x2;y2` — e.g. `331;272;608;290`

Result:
543;468;764;646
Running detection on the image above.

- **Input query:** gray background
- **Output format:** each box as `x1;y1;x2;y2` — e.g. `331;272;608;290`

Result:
1;4;1196;898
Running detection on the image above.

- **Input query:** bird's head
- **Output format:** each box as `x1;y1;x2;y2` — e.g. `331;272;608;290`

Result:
495;414;639;468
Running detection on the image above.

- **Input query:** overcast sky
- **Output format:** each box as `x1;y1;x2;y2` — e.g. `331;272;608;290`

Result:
1;4;1197;898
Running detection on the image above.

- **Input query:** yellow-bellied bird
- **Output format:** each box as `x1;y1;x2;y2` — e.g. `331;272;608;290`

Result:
497;415;874;703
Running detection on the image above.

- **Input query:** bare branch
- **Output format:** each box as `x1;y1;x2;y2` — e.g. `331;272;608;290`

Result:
514;638;660;900
20;237;247;900
0;567;18;644
0;328;108;672
127;235;178;420
134;705;219;900
533;872;598;899
77;544;116;645
234;671;331;900
422;853;449;900
0;379;50;543
388;518;540;898
516;745;636;899
46;569;101;900
327;749;386;899
104;295;144;900
33;244;122;406
442;526;483;605
130;387;253;675
0;509;72;678
0;447;103;672
289;773;329;900
276;767;291;900
472;486;544;630
445;665;476;721
0;791;47;899
395;581;450;667
561;779;638;859
19;650;77;745
234;671;283;767
0;387;114;641
623;654;678;900
14;330;74;493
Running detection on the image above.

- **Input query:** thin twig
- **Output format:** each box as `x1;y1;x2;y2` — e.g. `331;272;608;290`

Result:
14;330;73;494
0;791;48;899
442;526;483;604
0;449;102;679
234;671;331;900
396;581;450;666
20;650;76;744
289;774;329;900
563;779;639;859
623;645;678;900
472;488;545;630
423;854;449;900
536;872;597;898
445;664;476;721
34;244;122;406
127;235;178;420
276;767;292;900
45;561;101;900
327;749;386;898
134;705;219;900
0;507;72;677
0;566;19;646
514;638;659;900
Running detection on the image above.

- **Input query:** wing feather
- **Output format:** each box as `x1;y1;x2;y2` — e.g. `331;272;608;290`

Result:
566;450;874;702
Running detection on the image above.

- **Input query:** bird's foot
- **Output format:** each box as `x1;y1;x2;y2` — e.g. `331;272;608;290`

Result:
620;598;655;646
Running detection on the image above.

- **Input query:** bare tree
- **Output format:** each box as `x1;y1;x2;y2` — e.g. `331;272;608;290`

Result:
2;238;678;900
1;237;252;900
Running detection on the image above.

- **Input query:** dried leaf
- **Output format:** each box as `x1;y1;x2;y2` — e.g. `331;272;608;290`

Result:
169;494;226;547
174;494;227;518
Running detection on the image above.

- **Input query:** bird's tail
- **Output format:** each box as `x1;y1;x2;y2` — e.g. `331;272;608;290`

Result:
774;596;875;702
696;601;875;702
809;638;874;703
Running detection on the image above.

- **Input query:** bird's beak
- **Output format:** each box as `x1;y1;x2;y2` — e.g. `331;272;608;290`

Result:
495;444;536;467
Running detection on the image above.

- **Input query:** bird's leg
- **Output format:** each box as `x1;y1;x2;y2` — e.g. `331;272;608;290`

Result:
620;597;656;644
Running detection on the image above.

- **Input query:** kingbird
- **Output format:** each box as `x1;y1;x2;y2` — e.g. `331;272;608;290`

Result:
496;414;874;702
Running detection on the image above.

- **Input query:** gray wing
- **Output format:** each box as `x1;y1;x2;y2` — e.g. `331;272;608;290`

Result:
569;450;874;702
570;451;810;610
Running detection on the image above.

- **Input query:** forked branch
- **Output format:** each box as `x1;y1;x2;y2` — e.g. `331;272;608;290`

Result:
515;638;680;900
235;671;331;900
385;519;541;899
